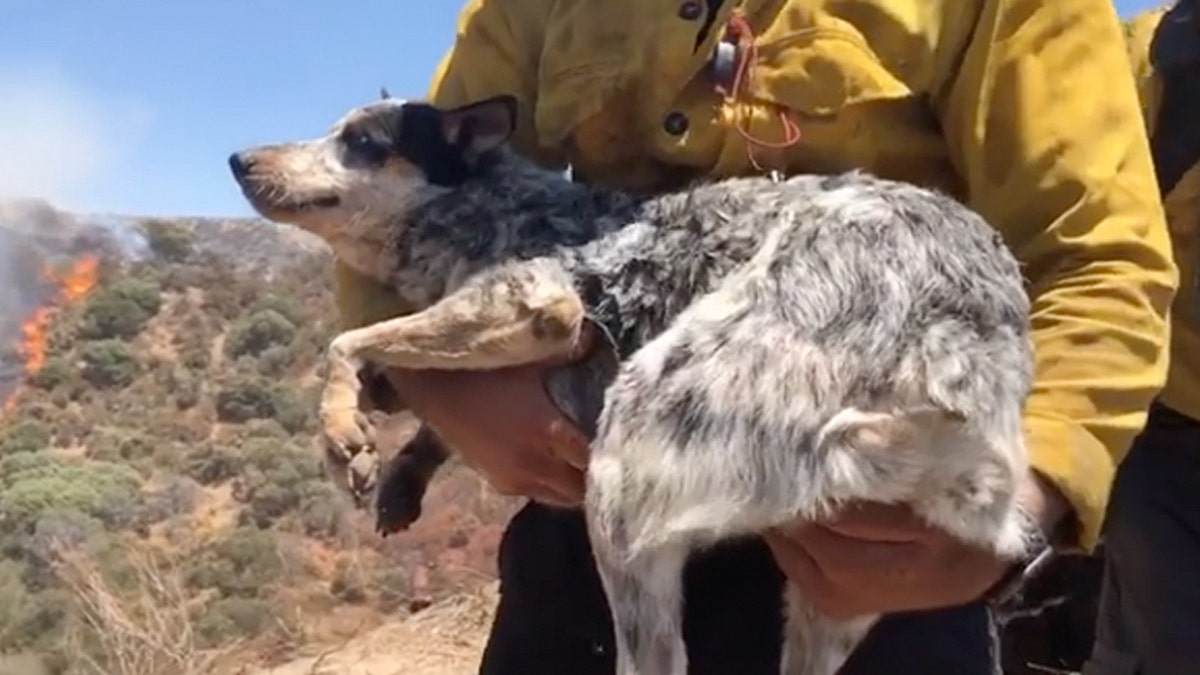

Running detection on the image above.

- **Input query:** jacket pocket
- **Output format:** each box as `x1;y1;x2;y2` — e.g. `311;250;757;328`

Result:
743;26;915;118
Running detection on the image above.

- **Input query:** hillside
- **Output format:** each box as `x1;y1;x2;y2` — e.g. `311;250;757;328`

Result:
0;201;516;675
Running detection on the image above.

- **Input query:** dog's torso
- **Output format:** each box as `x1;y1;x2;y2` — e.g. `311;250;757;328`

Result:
384;154;1025;371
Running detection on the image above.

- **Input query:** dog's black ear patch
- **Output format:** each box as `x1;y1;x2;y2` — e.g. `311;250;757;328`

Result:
393;96;518;187
393;104;472;186
439;95;518;157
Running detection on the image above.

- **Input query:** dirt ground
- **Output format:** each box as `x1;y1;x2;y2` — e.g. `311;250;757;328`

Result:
247;583;498;675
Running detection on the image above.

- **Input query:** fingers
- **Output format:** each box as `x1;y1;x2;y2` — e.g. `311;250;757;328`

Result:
467;433;585;506
763;530;864;620
548;418;591;470
789;523;926;574
489;455;585;506
820;501;945;543
377;362;593;506
535;462;587;506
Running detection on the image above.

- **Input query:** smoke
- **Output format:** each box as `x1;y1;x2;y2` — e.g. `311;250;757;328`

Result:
0;65;153;404
0;202;143;408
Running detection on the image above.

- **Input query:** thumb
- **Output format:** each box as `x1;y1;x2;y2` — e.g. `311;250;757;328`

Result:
823;502;942;543
548;418;591;470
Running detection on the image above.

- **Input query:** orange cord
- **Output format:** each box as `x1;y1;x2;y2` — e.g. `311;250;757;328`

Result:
715;8;801;174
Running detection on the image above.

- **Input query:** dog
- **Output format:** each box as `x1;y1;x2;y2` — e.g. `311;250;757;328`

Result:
229;92;1040;675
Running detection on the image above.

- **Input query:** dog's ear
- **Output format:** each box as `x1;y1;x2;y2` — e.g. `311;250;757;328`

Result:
440;95;517;157
380;86;391;100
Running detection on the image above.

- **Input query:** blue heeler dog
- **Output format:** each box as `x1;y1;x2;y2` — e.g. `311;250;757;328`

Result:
228;93;1039;675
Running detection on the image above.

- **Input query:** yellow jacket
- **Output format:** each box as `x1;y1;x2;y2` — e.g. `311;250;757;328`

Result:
1124;5;1200;427
334;0;1179;551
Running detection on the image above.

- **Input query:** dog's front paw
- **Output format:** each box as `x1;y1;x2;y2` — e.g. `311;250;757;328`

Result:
346;449;381;508
320;403;378;507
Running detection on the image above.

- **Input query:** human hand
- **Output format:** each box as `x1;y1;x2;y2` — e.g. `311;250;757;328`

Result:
382;326;597;507
762;471;1070;619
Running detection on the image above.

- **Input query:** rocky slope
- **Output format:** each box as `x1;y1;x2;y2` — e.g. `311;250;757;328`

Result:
0;199;513;675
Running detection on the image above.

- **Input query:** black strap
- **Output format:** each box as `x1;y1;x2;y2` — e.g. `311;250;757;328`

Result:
1149;0;1200;197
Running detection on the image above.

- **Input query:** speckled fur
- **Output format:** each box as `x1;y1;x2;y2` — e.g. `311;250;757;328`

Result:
229;95;1038;675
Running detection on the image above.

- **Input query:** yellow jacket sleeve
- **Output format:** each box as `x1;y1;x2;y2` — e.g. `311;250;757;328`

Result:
333;0;564;331
933;0;1178;549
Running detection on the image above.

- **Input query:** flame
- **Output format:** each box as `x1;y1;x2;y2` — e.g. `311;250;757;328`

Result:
2;255;98;413
57;256;98;303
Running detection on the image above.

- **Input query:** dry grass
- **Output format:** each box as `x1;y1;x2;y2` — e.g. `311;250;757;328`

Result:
50;543;233;675
252;583;498;675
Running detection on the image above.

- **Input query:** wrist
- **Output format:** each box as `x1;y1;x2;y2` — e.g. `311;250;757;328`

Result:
1018;469;1076;549
982;469;1079;612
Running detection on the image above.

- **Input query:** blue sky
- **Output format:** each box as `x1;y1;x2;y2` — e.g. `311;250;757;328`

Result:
0;0;1163;218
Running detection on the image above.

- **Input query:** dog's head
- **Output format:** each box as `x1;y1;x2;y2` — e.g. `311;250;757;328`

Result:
228;93;518;234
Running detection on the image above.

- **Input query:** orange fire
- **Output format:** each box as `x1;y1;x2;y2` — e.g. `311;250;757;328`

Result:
2;255;98;413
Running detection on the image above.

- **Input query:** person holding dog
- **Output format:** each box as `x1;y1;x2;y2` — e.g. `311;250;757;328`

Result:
1079;3;1200;674
335;0;1178;672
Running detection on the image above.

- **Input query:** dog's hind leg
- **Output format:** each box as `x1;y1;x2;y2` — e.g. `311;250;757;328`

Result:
779;586;878;675
319;259;585;492
588;529;690;675
373;422;449;535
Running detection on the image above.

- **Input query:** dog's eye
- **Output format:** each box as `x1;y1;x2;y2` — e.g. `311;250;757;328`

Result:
341;131;388;165
346;133;373;150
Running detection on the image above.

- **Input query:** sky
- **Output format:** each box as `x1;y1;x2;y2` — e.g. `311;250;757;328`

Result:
0;0;1164;218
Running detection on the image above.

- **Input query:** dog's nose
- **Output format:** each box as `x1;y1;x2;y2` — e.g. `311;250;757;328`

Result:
228;152;253;180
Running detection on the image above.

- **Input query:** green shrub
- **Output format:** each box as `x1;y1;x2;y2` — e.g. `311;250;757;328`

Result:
272;387;313;435
296;481;346;539
79;340;138;388
135;477;201;525
185;526;282;599
234;437;325;527
23;511;113;577
195;596;274;647
86;428;154;465
181;442;244;486
27;357;73;391
0;560;71;652
213;376;277;423
372;566;413;613
253;345;294;378
0;454;142;533
113;276;163;316
224;309;297;359
0;421;52;455
173;313;213;370
202;278;260;321
77;277;162;341
78;293;146;340
236;419;290;440
213;375;308;429
154;365;202;410
247;293;301;324
141;219;194;263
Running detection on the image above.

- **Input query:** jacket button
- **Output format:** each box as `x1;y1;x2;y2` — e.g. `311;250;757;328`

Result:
663;111;690;135
678;1;704;21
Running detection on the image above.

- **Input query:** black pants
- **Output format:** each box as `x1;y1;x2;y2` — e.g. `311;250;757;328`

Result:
478;502;997;675
1084;402;1200;675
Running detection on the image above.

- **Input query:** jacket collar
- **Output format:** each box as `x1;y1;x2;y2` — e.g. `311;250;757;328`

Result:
534;0;786;146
